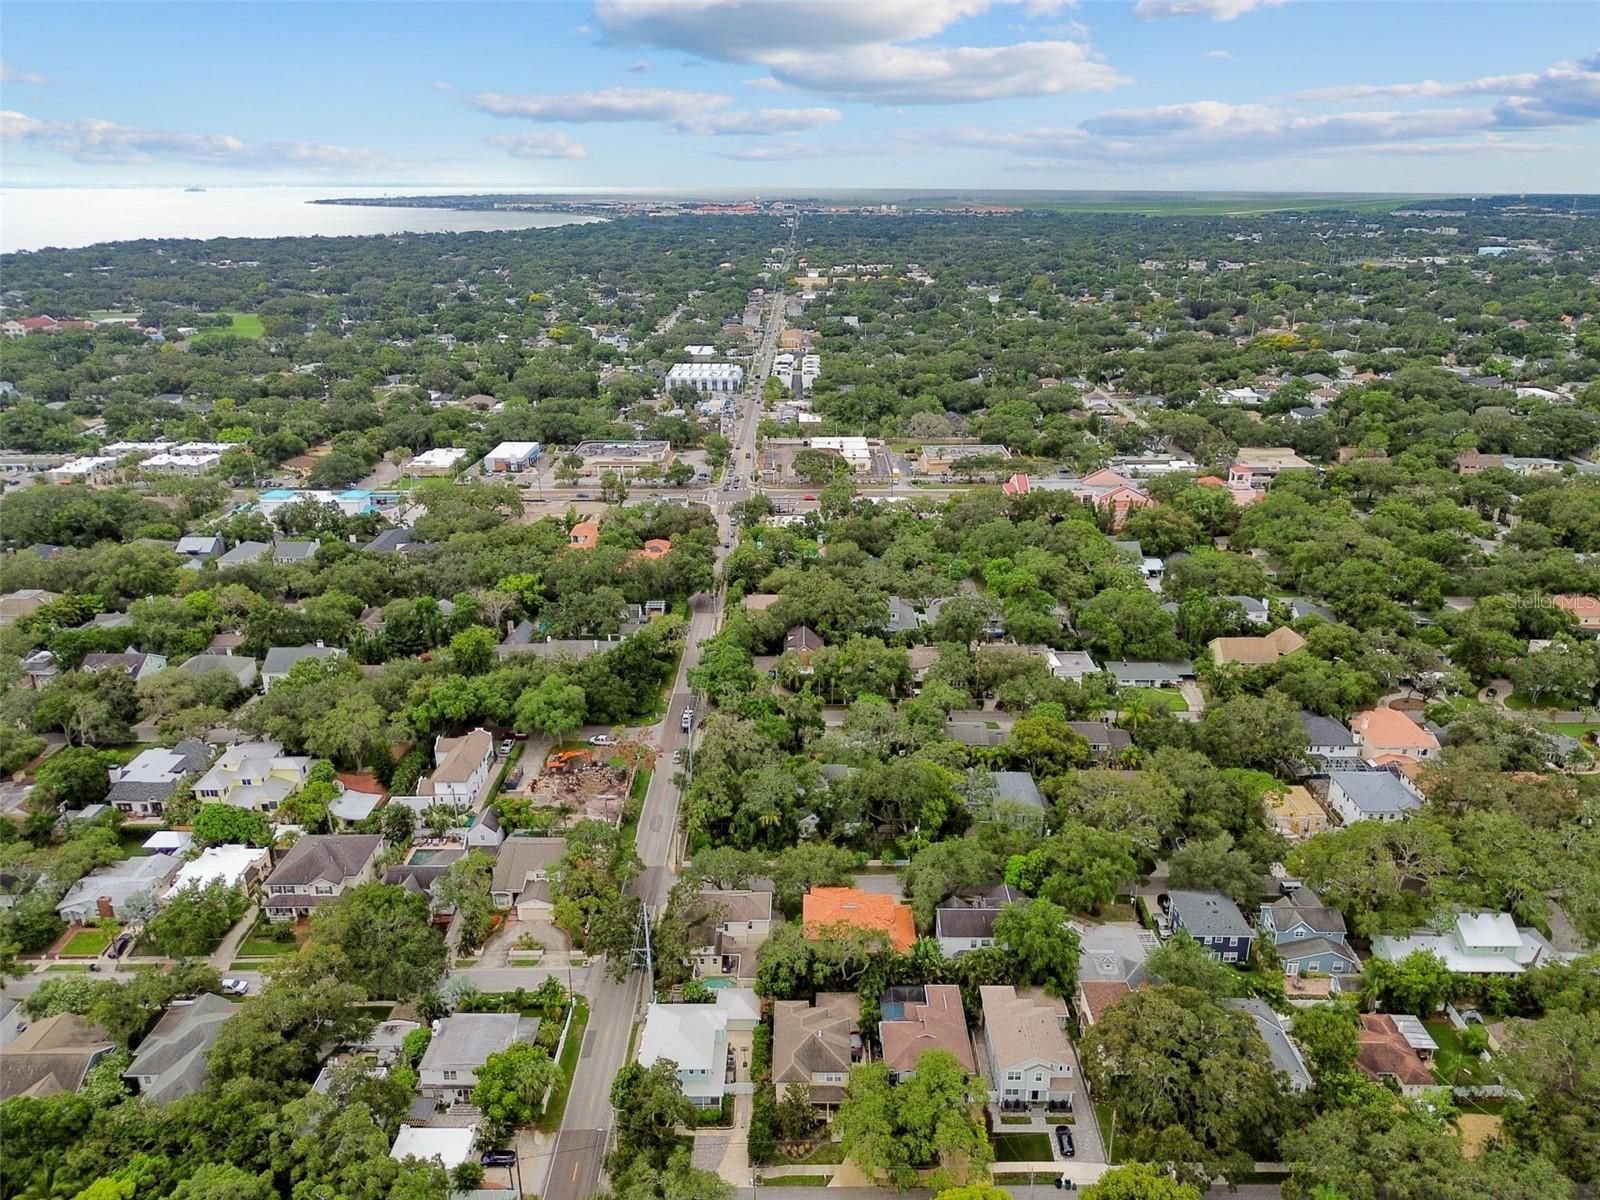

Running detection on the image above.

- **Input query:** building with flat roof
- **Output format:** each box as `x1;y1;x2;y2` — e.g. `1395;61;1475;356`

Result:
919;444;1012;473
257;488;385;518
407;447;469;476
482;441;542;473
667;362;744;394
1371;911;1561;975
573;441;672;473
803;436;872;471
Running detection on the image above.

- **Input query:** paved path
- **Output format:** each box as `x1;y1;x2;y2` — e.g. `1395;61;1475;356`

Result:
207;904;260;971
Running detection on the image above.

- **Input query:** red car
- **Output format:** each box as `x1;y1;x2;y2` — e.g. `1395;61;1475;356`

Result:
802;494;815;501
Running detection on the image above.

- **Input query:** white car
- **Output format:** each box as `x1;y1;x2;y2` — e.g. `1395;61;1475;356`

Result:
222;978;249;996
588;734;617;747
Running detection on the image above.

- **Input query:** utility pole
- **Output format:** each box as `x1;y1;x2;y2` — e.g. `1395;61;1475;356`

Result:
633;900;654;997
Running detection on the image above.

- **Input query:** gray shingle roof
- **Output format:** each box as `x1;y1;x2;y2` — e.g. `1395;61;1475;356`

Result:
1170;890;1252;939
122;993;232;1102
1330;770;1420;816
266;834;382;887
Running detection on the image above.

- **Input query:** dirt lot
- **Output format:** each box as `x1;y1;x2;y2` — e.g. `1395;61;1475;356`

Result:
529;760;629;825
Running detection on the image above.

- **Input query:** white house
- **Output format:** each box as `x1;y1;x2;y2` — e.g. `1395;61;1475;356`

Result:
1327;769;1422;824
979;985;1081;1108
419;729;495;804
638;988;759;1107
164;845;271;899
389;1125;478;1173
417;1013;532;1103
1371;912;1563;975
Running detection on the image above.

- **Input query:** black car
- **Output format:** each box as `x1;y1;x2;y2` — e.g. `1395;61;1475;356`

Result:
480;1150;517;1167
1055;1125;1075;1157
105;932;133;958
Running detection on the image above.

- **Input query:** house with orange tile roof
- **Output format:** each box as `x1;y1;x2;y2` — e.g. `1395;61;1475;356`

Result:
635;538;671;560
1550;593;1600;631
568;520;600;551
879;983;975;1079
1349;707;1440;763
803;886;915;953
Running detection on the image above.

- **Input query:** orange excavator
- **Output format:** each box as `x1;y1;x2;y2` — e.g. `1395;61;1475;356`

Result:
544;749;592;773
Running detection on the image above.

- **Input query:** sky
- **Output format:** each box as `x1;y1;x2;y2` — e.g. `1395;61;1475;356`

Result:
2;1;1598;193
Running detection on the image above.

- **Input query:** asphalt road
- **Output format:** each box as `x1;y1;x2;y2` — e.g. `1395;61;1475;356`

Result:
543;240;789;1200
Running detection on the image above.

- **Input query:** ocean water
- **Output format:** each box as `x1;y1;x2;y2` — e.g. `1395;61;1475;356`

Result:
0;186;603;252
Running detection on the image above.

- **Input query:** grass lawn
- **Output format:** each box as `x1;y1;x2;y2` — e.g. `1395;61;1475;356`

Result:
1094;1103;1130;1164
61;927;116;956
536;997;591;1133
45;963;92;973
1425;1020;1495;1088
1120;686;1189;713
1545;722;1598;739
191;312;264;341
760;1176;827;1187
989;1132;1054;1162
237;917;301;958
782;1141;844;1165
629;767;652;805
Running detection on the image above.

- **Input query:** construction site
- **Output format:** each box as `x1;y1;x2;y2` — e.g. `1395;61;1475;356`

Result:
524;748;630;826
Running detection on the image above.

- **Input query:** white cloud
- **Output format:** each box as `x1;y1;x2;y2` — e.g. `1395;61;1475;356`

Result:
1134;0;1283;20
486;131;588;159
678;107;841;135
1206;49;1235;60
470;86;728;123
1;110;394;169
0;59;48;85
713;137;902;160
429;81;455;91
1297;51;1600;125
468;85;838;135
741;76;785;91
595;0;1126;104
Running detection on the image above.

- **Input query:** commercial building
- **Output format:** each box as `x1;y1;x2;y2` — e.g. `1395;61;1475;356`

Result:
141;452;221;475
918;444;1012;474
406;447;470;476
257;488;389;518
482;441;542;473
573;440;673;474
666;362;744;394
803;436;872;472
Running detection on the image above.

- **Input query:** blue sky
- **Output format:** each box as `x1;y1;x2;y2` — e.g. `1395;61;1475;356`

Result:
3;1;1597;191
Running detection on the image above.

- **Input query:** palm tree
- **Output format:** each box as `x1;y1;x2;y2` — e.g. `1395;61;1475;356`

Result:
1120;694;1152;737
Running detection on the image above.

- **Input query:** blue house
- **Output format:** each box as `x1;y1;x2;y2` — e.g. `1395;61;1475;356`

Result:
1168;890;1254;964
1258;887;1360;976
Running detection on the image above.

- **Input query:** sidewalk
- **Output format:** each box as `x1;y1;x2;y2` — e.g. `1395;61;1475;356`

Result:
208;904;260;971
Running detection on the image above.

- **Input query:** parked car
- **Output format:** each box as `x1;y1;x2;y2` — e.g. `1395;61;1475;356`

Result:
1055;1126;1075;1157
480;1150;517;1167
672;748;683;764
588;733;617;747
505;767;524;789
498;739;514;757
681;709;694;732
222;978;250;996
106;933;133;958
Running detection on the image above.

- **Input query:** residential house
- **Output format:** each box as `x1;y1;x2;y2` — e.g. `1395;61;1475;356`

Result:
688;887;773;983
488;836;566;921
417;1013;534;1104
1072;921;1156;1028
1168;890;1254;963
1371;911;1561;975
1258;887;1359;976
567;520;600;551
934;884;1025;958
638;988;760;1107
974;769;1045;828
1067;721;1133;762
215;541;270;568
263;834;384;921
175;653;258;690
1041;648;1100;682
1226;998;1313;1093
329;773;386;827
80;651;168;682
107;740;213;817
164;844;271;899
193;740;313;812
0;1015;117;1099
1209;625;1306;667
272;540;318;566
174;533;225;561
1227;448;1315;490
803;887;916;952
1349;707;1440;763
1103;660;1193;689
1454;450;1503;476
772;993;863;1115
389;1126;479;1173
121;994;233;1102
979;985;1080;1108
0;589;62;624
1301;713;1360;771
1265;785;1328;839
783;625;825;662
1551;593;1600;632
261;644;345;690
362;527;420;555
1356;1014;1437;1095
56;854;182;922
418;728;494;804
1327;769;1422;824
879;984;976;1080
